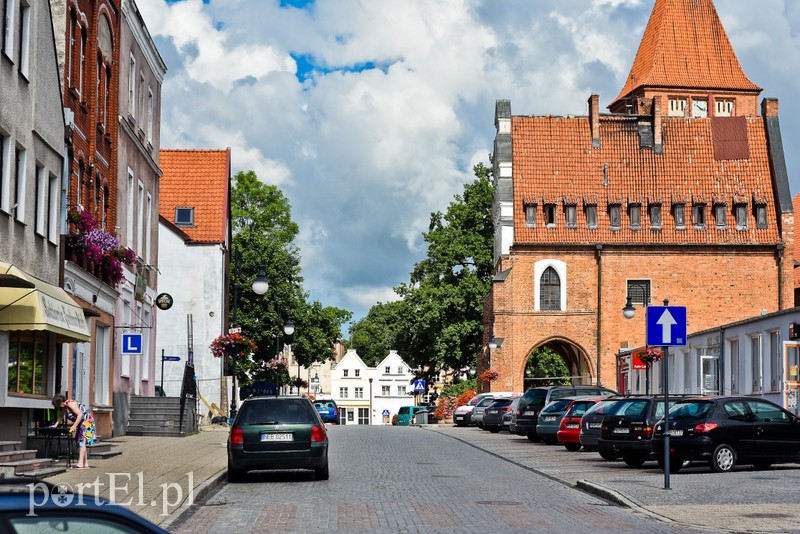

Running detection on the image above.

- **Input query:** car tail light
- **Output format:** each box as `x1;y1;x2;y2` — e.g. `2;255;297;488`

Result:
230;427;244;445
333;408;339;416
311;425;326;443
501;407;512;413
694;422;718;433
632;426;653;438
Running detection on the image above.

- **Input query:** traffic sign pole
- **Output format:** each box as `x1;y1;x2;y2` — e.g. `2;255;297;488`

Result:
161;349;165;393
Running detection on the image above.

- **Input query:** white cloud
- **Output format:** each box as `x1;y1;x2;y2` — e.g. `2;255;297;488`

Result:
139;0;800;325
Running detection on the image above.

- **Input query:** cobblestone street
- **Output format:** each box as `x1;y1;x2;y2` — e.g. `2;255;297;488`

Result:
169;425;715;533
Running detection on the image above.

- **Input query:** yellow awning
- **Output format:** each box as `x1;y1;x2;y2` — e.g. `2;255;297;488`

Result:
0;262;90;342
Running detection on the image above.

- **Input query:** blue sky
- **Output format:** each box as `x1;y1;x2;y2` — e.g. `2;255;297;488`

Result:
137;0;800;326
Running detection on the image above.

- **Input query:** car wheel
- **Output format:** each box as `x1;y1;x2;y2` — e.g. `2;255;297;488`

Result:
456;421;468;427
623;454;646;468
564;443;581;452
526;432;541;442
710;443;737;473
489;427;501;433
227;462;246;483
753;461;773;470
542;437;557;445
315;462;330;481
599;451;617;461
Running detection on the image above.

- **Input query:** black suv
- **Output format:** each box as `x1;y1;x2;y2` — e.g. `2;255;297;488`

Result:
651;395;800;473
514;385;617;442
597;395;693;467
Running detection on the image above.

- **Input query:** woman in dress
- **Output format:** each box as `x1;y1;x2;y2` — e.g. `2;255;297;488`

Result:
51;393;96;468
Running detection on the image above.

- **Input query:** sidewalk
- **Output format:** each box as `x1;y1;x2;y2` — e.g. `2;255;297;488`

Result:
44;425;229;527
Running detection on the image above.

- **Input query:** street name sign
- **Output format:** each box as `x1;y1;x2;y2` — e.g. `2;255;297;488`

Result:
646;306;687;346
162;356;181;362
121;333;143;354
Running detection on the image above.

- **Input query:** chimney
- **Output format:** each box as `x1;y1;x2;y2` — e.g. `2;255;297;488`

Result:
653;96;663;154
589;94;600;149
762;98;779;118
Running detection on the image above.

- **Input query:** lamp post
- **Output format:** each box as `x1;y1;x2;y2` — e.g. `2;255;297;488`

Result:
488;336;503;391
229;257;269;422
622;284;651;394
274;317;295;396
368;378;373;425
311;371;320;396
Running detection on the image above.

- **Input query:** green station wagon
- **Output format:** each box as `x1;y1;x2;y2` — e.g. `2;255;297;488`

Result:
227;396;329;482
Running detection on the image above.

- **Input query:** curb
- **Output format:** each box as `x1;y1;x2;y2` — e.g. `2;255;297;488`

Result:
158;467;227;530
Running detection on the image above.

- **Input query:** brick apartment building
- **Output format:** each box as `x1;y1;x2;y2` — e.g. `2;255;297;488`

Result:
484;0;794;393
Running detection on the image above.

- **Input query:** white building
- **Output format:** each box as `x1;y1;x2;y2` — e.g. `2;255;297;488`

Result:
330;349;417;425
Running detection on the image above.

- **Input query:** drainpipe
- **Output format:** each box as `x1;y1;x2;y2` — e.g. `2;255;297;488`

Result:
777;244;784;311
719;327;725;395
595;245;603;386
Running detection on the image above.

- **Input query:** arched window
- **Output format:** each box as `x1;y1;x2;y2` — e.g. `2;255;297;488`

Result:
540;267;561;310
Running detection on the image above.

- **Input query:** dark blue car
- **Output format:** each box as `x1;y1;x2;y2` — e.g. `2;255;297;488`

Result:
313;399;339;424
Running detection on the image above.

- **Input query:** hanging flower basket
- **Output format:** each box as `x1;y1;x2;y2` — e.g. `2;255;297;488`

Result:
633;347;664;365
66;208;136;286
265;357;289;372
292;376;309;389
479;369;500;383
210;332;257;359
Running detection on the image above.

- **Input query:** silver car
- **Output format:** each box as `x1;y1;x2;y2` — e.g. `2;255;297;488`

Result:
470;396;498;429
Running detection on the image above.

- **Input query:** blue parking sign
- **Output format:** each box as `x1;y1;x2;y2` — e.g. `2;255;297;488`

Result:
121;333;143;354
646;306;687;347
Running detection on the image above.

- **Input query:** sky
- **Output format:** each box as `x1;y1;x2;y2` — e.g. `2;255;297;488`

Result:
137;0;800;326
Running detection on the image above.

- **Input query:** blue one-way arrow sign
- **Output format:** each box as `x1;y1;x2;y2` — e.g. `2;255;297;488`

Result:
646;306;687;346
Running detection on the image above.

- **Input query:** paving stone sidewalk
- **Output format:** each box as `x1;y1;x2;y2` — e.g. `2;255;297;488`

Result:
44;425;229;526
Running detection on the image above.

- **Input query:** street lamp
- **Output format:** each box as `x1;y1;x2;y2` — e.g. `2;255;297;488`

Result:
311;372;320;395
229;253;269;421
274;317;295;397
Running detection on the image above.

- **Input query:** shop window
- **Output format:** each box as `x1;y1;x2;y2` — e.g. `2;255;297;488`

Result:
7;331;48;396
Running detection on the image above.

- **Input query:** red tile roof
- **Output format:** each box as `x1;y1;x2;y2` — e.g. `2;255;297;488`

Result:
159;149;230;244
512;114;780;245
611;0;761;109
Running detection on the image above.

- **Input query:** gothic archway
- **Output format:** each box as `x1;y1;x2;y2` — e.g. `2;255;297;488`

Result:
522;337;593;389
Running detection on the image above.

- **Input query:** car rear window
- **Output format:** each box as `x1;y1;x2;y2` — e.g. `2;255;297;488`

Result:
542;399;572;413
238;399;318;425
398;407;410;415
584;399;618;416
566;401;595;417
521;388;547;405
478;397;496;407
607;399;648;419
314;401;335;409
670;400;715;420
491;399;512;407
549;389;576;401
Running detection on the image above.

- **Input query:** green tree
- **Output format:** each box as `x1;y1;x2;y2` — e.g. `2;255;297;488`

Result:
347;300;405;366
392;162;494;379
525;346;571;386
230;170;350;384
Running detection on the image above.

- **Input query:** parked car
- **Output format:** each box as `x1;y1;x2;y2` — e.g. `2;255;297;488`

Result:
312;399;339;424
515;385;617;442
652;396;800;473
453;393;494;427
227;395;329;482
579;397;623;458
556;397;606;451
536;396;599;445
597;395;692;467
397;406;428;426
0;477;168;533
505;397;522;433
471;396;501;429
482;397;515;433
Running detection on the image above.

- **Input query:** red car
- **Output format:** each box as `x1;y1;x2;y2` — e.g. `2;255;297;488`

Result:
557;397;606;451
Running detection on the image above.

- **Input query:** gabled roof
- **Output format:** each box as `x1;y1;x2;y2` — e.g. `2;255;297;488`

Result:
611;0;761;109
159;149;230;244
512;114;780;245
335;349;369;370
375;350;409;370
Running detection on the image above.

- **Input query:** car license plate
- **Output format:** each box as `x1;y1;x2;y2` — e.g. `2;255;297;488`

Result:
566;423;579;429
612;428;630;434
488;410;497;414
261;433;293;442
543;416;556;422
588;422;601;429
524;411;536;416
455;415;463;420
668;429;684;437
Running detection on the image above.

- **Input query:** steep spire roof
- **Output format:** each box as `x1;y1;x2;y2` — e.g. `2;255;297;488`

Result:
610;0;761;109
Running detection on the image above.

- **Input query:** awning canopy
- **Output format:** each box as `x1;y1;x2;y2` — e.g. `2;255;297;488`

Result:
0;262;90;342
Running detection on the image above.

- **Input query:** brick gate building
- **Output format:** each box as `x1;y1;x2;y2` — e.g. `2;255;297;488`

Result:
484;0;794;392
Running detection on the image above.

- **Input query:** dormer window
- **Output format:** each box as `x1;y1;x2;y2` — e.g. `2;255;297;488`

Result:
524;204;536;228
668;98;686;117
715;99;734;117
544;204;556;228
649;204;662;230
629;204;641;230
585;205;598;230
755;204;768;229
565;205;576;229
692;203;707;229
674;203;686;230
609;204;621;231
174;207;194;226
714;204;727;229
735;204;748;230
692;98;708;118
